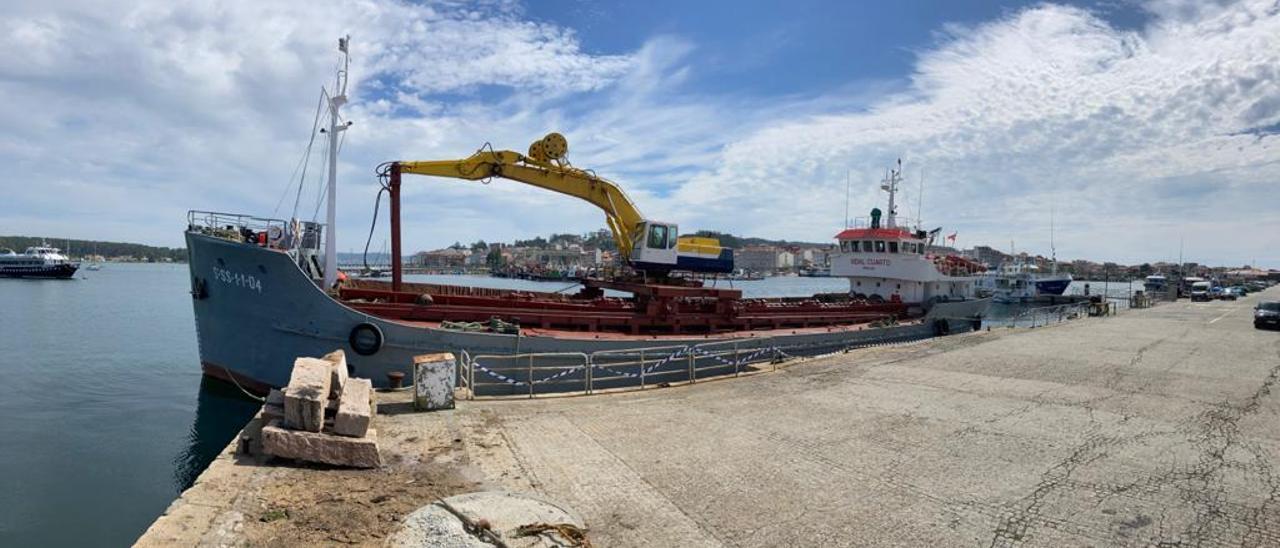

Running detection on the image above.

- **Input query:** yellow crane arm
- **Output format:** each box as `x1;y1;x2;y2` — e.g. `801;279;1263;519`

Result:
396;133;646;260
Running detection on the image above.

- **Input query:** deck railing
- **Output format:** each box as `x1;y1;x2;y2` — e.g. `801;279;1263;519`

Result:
187;211;327;259
187;210;290;236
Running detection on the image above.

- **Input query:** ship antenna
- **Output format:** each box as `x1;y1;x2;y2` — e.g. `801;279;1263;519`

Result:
880;159;901;228
916;166;924;231
322;35;353;289
843;169;850;229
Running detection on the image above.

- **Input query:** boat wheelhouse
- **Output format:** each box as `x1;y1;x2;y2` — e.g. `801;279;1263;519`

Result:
830;225;984;305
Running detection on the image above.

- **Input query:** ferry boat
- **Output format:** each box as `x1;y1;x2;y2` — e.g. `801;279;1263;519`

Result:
183;39;990;396
0;245;80;279
1143;274;1168;293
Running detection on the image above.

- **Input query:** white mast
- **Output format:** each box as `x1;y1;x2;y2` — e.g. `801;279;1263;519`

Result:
880;159;902;228
843;170;851;229
1050;205;1057;275
323;36;352;289
916;167;924;231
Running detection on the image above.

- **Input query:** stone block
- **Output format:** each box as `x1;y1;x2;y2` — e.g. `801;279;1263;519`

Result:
263;389;285;423
284;357;332;432
333;378;373;437
262;403;284;424
261;420;380;468
322;349;348;399
414;353;456;411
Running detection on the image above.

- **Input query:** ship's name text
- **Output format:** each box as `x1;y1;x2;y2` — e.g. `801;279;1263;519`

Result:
212;266;263;293
849;258;890;266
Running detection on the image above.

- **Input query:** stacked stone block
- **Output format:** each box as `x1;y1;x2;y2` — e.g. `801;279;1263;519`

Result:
261;350;381;468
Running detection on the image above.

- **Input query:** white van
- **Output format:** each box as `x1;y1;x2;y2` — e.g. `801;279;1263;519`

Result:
1190;281;1212;302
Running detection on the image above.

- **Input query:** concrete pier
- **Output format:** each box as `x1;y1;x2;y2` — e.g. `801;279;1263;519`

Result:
136;288;1280;546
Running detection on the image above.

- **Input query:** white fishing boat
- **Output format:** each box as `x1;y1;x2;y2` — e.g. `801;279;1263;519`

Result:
978;258;1072;303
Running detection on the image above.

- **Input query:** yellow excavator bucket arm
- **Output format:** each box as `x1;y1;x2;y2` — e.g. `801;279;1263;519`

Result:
396;133;647;260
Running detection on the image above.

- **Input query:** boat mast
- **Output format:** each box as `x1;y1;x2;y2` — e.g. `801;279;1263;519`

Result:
843;169;850;229
916;167;924;232
1177;235;1184;278
880;159;902;228
323;36;352;289
1050;206;1057;275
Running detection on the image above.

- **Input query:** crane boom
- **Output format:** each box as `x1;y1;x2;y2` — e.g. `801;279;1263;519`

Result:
392;133;732;281
397;134;646;259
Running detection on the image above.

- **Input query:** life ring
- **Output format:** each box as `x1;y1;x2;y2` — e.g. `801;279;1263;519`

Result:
349;322;384;356
933;319;951;336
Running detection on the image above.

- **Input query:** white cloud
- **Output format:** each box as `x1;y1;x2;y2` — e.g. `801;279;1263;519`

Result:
0;0;639;248
665;0;1280;267
0;0;1277;268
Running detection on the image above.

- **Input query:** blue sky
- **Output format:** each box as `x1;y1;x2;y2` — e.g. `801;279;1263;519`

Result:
0;0;1277;267
525;1;1147;94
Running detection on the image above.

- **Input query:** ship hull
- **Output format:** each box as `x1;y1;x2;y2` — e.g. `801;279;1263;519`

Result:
1033;277;1072;296
186;231;989;395
0;263;79;279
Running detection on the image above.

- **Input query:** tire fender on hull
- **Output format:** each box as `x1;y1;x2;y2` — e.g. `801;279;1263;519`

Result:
349;322;384;356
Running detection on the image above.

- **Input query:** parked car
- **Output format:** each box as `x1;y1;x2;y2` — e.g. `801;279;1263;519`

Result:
1257;302;1280;330
1219;287;1238;301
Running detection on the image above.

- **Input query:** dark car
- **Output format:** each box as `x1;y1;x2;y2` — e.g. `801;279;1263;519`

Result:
1257;302;1280;330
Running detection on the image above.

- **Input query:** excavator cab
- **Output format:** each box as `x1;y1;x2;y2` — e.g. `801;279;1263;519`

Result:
631;221;736;275
631;221;680;271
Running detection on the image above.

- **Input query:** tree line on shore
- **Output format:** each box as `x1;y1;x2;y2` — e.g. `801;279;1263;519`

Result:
0;236;186;262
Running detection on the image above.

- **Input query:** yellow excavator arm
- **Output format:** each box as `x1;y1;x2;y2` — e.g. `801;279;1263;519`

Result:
397;133;647;260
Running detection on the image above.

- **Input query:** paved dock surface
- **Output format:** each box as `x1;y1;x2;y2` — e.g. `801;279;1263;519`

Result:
138;289;1280;547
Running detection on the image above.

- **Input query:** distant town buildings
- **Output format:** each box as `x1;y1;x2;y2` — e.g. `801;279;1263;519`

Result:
411;248;470;269
403;230;1278;281
966;245;1010;268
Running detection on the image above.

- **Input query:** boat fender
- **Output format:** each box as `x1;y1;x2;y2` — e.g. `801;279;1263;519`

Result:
933;319;951;336
349;322;384;356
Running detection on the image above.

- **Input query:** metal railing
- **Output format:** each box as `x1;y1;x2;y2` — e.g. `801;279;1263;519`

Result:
458;328;943;399
187;210;289;235
989;302;1090;328
186;210;321;252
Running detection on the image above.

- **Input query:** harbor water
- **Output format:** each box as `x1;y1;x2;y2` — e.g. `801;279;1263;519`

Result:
0;267;1138;546
0;264;260;547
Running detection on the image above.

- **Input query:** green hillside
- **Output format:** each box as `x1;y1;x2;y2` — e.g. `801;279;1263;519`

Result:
0;236;186;262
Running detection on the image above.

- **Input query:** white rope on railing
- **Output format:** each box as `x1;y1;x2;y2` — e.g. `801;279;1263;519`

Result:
463;321;992;397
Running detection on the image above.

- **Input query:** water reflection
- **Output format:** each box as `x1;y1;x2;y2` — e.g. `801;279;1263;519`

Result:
173;377;262;492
